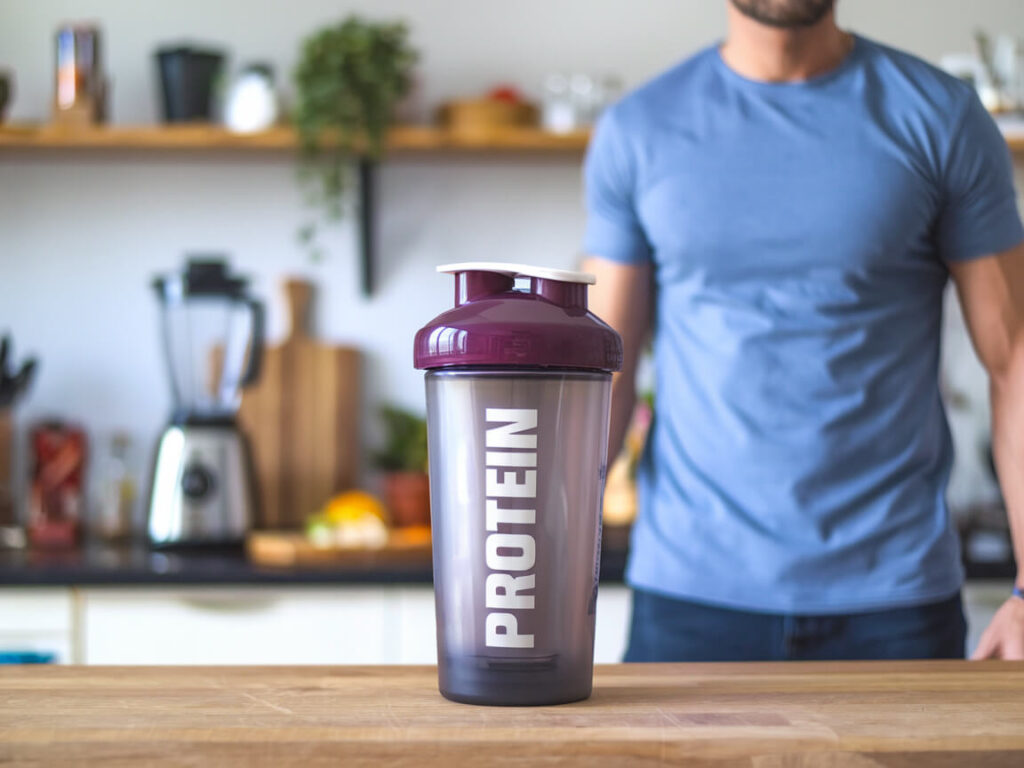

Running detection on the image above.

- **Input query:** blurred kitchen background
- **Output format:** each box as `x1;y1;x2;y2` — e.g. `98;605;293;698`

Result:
0;0;1022;665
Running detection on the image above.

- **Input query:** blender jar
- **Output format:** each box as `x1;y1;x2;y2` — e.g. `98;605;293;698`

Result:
152;258;264;423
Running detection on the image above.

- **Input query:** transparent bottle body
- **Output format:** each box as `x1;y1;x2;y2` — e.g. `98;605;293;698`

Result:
425;369;611;705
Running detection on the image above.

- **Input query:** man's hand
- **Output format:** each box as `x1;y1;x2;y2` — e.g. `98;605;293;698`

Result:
971;595;1024;660
951;242;1024;662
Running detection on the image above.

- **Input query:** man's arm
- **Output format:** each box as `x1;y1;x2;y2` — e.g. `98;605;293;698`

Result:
949;240;1024;660
582;256;652;462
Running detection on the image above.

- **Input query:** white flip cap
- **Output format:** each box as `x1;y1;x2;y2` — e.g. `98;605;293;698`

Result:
436;261;596;285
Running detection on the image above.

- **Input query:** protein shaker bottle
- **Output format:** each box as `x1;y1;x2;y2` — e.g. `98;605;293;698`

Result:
414;262;622;706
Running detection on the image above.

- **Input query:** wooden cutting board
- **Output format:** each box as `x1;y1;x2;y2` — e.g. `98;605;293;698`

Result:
246;527;432;568
238;278;361;529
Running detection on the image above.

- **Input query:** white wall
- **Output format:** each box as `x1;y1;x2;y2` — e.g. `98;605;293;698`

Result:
1;0;1022;515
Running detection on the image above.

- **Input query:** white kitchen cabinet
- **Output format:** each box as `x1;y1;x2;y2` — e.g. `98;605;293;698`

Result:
32;580;1000;666
594;584;631;663
77;584;633;666
81;587;398;665
0;588;75;664
394;587;437;664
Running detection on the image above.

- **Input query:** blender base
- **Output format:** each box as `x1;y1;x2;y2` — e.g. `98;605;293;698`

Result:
147;425;254;545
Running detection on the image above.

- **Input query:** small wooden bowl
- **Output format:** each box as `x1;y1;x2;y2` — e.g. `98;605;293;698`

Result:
438;98;539;142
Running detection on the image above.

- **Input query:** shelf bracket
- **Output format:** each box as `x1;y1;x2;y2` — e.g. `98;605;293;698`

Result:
357;158;376;297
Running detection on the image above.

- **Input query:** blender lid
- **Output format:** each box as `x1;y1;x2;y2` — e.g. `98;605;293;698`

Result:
414;261;622;372
153;257;251;299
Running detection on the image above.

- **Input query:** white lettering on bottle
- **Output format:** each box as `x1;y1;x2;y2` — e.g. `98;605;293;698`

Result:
484;409;538;449
485;613;534;648
485;468;536;497
486;573;536;610
486;533;536;571
485;499;535;531
484;408;538;649
485;451;536;468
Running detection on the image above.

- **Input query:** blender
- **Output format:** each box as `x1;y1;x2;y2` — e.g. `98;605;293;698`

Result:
148;258;265;546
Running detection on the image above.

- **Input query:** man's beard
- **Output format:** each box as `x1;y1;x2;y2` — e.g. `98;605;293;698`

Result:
730;0;835;28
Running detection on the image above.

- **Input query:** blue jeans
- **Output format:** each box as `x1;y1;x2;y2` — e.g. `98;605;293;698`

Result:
624;588;967;662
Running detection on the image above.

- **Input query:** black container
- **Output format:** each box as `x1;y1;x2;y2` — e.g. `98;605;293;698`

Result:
155;46;225;122
0;72;10;123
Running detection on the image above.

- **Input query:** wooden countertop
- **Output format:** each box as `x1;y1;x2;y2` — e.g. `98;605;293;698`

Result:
2;662;1022;766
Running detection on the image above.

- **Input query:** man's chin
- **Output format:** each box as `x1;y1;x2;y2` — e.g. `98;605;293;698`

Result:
730;0;836;29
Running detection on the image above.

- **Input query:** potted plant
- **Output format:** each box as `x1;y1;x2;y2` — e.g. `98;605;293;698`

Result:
292;16;417;257
372;405;430;527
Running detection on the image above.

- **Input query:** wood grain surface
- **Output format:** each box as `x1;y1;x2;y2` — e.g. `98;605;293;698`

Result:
0;122;1021;155
0;123;593;153
237;278;361;529
1;662;1022;766
246;527;431;568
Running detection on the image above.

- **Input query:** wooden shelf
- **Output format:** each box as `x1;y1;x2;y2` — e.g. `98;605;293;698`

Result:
2;122;1022;153
0;123;592;153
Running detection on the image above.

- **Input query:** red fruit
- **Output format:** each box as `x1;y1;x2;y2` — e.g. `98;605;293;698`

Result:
488;85;523;104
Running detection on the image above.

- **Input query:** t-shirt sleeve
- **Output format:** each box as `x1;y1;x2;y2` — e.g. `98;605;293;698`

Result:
937;91;1024;262
582;108;653;265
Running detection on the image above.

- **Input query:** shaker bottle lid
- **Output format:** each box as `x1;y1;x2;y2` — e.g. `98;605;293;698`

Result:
414;261;623;372
436;262;596;285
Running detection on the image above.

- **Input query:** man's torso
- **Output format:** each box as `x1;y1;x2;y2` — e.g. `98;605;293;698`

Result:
606;37;992;613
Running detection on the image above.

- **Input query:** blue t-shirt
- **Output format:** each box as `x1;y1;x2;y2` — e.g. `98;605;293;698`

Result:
584;35;1024;614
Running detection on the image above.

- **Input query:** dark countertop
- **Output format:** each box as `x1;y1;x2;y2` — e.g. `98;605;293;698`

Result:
0;523;1011;588
0;544;435;587
0;525;632;587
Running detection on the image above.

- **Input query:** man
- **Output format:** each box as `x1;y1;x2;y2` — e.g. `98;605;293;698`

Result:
583;0;1024;661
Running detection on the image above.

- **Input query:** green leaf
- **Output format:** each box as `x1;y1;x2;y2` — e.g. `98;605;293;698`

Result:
372;405;428;472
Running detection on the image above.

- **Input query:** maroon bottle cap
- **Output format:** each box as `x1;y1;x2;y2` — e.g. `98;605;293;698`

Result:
414;262;623;372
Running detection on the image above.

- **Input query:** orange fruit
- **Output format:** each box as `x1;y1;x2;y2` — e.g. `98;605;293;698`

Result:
323;490;388;525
